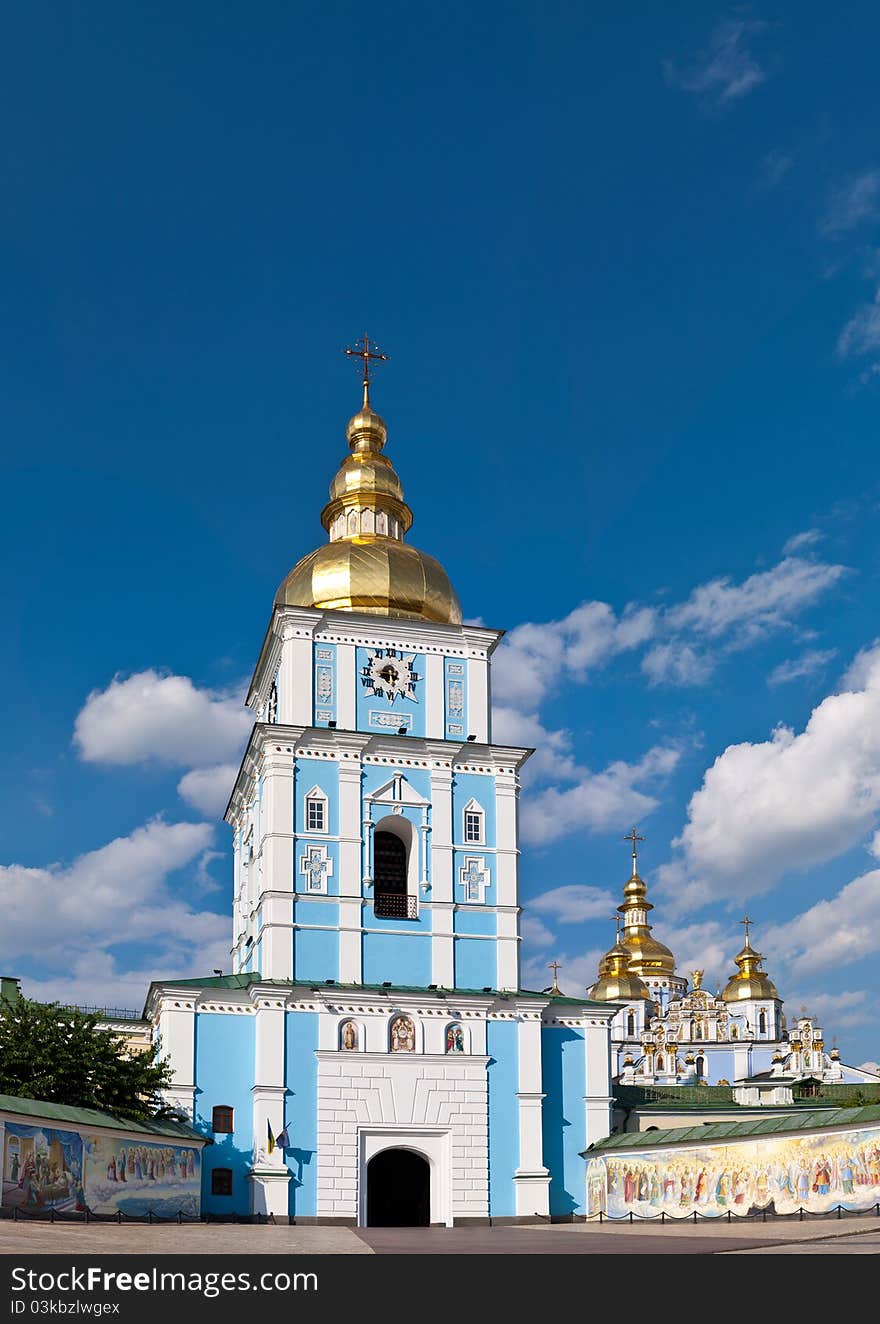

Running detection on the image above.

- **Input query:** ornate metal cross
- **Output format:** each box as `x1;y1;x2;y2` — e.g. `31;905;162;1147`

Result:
549;960;562;994
343;333;390;406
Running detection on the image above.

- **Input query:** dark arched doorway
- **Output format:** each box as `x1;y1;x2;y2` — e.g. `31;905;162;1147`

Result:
366;1149;430;1226
373;830;409;918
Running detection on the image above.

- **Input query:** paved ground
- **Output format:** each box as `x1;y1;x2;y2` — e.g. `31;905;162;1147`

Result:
1;1217;879;1255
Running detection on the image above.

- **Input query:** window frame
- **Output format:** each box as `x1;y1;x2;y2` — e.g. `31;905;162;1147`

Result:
211;1167;233;1196
304;786;329;834
212;1105;234;1134
462;799;485;845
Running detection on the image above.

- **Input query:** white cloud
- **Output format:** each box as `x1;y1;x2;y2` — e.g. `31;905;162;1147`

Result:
529;885;616;924
492;602;655;711
642;641;713;687
663;557;847;643
520;915;556;949
177;764;239;817
664;17;769;107
762;870;880;973
520;947;605;999
782;529;823;555
767;648;837;687
0;819;229;999
780;989;873;1031
520;744;681;845
860;1061;880;1075
821;169;880;236
662;643;880;911
74;671;251;769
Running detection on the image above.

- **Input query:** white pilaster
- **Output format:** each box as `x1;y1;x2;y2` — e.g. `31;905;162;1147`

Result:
249;998;289;1217
338;760;364;982
156;996;197;1120
425;653;444;738
466;657;489;742
279;630;314;726
336;642;356;731
583;1015;614;1149
514;1011;550;1216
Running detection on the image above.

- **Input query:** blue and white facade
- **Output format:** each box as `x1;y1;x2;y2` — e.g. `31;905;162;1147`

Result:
146;387;616;1224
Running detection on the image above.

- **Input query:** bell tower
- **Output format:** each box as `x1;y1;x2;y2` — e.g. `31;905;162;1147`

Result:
225;342;531;992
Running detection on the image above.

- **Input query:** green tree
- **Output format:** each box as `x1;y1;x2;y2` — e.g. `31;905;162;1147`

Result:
0;997;177;1123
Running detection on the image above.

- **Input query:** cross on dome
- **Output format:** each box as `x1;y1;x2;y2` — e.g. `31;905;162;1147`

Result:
343;333;390;407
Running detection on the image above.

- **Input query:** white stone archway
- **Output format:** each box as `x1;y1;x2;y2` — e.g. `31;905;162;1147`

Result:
358;1128;451;1227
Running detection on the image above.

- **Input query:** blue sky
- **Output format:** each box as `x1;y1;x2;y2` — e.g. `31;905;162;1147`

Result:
4;5;880;1063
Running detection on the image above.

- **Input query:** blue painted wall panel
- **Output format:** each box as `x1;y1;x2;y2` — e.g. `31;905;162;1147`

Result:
454;937;496;991
454;910;497;937
194;1013;256;1216
285;1010;319;1218
541;1027;586;1217
363;931;431;987
294;921;339;982
487;1020;519;1217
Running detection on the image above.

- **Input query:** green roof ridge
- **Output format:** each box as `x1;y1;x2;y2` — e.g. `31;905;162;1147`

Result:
0;1093;206;1143
146;973;605;1007
586;1101;880;1154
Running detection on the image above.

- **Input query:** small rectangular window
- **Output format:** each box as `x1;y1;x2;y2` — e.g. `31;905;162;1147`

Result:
464;811;482;843
307;797;326;832
211;1167;233;1196
212;1105;234;1134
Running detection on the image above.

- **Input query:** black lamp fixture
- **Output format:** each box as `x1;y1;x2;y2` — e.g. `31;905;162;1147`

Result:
428;984;437;990
397;725;407;736
382;981;392;988
467;734;477;742
324;978;336;985
213;969;222;976
328;719;337;729
482;986;493;993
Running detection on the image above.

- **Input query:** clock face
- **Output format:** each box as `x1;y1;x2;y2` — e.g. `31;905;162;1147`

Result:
360;648;420;704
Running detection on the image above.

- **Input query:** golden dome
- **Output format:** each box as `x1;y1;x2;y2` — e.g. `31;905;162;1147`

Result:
276;387;461;624
588;940;654;1004
617;870;677;978
721;933;779;1003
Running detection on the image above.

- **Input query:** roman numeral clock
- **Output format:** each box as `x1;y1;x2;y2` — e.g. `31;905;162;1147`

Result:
360;648;421;704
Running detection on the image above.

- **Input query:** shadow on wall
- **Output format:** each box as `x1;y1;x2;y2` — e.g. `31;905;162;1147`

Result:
287;1147;315;1217
542;1027;581;1217
192;1112;253;1216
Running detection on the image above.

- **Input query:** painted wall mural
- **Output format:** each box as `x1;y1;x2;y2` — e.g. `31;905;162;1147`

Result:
587;1123;880;1218
2;1125;201;1217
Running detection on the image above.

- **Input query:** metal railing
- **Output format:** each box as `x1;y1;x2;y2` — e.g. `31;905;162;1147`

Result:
374;893;418;919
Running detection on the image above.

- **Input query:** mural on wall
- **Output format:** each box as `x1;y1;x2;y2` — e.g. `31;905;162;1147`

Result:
1;1125;201;1217
590;1124;880;1218
2;1124;86;1212
84;1136;201;1218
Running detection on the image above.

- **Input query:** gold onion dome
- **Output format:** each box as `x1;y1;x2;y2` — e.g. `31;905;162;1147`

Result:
587;939;654;1004
721;930;779;1003
617;869;677;978
276;374;461;625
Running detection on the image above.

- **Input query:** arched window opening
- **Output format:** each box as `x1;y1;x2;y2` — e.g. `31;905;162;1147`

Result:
374;830;414;918
759;1010;767;1034
212;1106;234;1134
626;1012;635;1037
656;1054;665;1071
695;1055;706;1079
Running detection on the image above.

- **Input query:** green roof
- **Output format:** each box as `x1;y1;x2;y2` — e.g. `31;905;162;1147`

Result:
586;1102;880;1155
146;972;606;1010
614;1084;736;1107
0;1093;207;1144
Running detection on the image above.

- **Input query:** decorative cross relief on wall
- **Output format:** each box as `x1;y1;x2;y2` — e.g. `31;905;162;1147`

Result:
458;856;489;904
299;844;333;894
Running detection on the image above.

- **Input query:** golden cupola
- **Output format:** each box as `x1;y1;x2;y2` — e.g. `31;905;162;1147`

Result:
722;921;779;1003
616;831;677;979
276;338;461;624
588;927;654;1004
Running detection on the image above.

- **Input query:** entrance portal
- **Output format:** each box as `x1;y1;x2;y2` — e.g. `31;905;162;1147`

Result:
366;1148;430;1226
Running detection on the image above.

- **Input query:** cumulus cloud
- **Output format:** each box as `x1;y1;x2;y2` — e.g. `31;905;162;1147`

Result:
762;870;880;974
663;557;847;643
758;150;795;190
767;648;837;687
529;885;616;924
778;988;873;1031
520;947;605;999
663;17;769;107
177;764;240;817
661;643;880;911
821;169;880;236
520;744;681;845
74;671;251;769
492;602;655;711
0;819;229;1005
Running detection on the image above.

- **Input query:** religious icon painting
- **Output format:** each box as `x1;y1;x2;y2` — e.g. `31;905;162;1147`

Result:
340;1020;358;1051
390;1014;415;1052
445;1024;465;1054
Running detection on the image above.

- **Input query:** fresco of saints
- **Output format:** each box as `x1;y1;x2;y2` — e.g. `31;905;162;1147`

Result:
446;1025;464;1054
